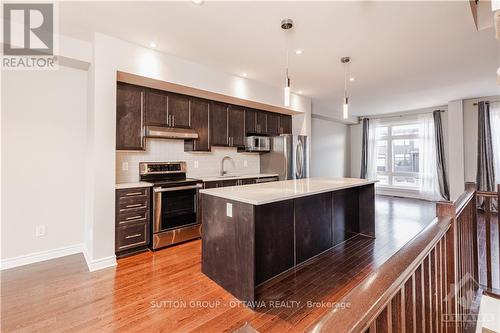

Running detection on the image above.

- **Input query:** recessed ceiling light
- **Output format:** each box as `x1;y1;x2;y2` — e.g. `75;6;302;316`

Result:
242;72;248;77
298;90;303;94
149;42;157;48
192;0;204;5
295;49;303;55
349;77;355;82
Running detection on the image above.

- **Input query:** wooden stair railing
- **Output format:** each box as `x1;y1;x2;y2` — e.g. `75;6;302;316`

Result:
307;189;479;333
475;184;500;291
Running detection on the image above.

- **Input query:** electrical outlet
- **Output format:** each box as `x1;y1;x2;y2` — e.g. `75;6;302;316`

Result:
194;160;199;169
122;162;129;171
244;160;248;168
36;225;46;238
226;203;233;218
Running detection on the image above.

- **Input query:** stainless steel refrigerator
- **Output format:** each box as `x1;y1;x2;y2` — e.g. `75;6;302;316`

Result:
260;134;309;180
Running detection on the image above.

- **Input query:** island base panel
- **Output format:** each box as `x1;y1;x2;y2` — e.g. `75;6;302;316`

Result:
201;194;255;303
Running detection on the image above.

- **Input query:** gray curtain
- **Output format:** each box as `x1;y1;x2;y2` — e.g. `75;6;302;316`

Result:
476;101;498;211
433;111;450;201
360;118;369;179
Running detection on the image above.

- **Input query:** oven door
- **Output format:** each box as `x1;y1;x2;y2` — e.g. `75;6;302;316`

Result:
153;184;202;233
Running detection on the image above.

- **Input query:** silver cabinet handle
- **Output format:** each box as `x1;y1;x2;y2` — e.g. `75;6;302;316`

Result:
153;184;202;193
125;203;142;208
125;233;142;239
125;192;142;196
172;115;175;127
125;215;142;221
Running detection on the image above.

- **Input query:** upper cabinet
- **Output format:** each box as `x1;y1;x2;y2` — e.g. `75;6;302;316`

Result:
210;102;229;147
279;114;292;134
145;89;168;126
117;81;295;152
185;98;210;152
144;90;191;129
266;112;280;136
228;106;245;148
168;93;190;128
256;111;267;135
116;82;145;151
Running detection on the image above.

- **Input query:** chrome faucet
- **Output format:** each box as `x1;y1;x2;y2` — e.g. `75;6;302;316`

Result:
220;156;234;176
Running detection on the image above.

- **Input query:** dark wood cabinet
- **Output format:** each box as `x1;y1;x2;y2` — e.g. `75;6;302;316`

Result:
185;98;210;152
144;89;168;126
294;192;333;264
117;82;294;152
210;102;229;147
116;82;145;151
256;111;267;135
245;109;256;135
228;106;245;147
168;93;190;128
279;114;292;134
115;187;151;256
266;112;280;136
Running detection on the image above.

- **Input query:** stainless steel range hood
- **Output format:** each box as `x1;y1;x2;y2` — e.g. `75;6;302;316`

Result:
145;126;199;140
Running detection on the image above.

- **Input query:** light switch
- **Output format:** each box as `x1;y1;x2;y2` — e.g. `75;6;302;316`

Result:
194;160;199;168
226;203;233;218
122;162;129;171
244;160;248;167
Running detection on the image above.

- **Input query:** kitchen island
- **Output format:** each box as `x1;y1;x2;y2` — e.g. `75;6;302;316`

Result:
200;177;376;304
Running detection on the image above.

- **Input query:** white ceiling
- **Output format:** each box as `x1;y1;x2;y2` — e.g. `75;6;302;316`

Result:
59;1;500;116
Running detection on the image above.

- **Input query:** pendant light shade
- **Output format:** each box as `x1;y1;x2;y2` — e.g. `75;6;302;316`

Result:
284;71;291;107
343;97;349;119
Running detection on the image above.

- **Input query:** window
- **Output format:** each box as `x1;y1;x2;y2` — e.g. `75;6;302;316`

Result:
374;120;422;190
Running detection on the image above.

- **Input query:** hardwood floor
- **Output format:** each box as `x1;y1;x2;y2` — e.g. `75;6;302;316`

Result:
1;195;436;333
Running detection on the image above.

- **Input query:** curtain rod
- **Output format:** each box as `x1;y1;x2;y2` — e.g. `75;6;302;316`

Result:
359;109;445;121
472;100;500;106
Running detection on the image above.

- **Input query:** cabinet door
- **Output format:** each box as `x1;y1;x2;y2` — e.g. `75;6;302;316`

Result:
280;114;292;134
189;98;210;151
144;89;168;126
116;83;145;150
256;111;267;134
168;93;191;128
210;102;228;146
245;109;256;134
266;112;280;136
228;106;245;147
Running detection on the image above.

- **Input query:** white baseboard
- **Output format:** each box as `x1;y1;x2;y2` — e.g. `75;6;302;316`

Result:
1;243;84;270
83;250;117;272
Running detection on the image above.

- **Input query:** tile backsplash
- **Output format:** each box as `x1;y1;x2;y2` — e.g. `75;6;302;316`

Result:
115;138;260;183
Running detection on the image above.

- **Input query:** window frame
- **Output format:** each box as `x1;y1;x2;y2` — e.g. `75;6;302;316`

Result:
374;120;421;192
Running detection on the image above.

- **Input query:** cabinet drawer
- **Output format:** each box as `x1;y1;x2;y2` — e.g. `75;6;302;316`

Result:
240;178;256;185
117;209;149;226
116;223;148;251
118;196;148;212
117;187;149;200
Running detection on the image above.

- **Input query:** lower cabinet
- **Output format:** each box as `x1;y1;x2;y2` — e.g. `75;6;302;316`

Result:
203;176;278;189
115;187;151;256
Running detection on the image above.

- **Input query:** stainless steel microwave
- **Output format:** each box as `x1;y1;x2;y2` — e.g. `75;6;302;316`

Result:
245;136;270;152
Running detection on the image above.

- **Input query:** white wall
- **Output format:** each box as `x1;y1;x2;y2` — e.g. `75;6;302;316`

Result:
446;100;465;201
350;123;362;178
1;67;88;263
86;33;312;266
310;116;350;178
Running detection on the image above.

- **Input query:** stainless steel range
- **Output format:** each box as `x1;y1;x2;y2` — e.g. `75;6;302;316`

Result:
139;162;203;250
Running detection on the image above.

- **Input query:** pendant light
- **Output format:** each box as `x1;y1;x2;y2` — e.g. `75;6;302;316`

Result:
341;56;351;119
281;19;294;107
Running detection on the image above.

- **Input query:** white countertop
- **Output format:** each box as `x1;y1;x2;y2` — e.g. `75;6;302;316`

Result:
115;181;154;190
196;173;279;182
200;177;377;205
